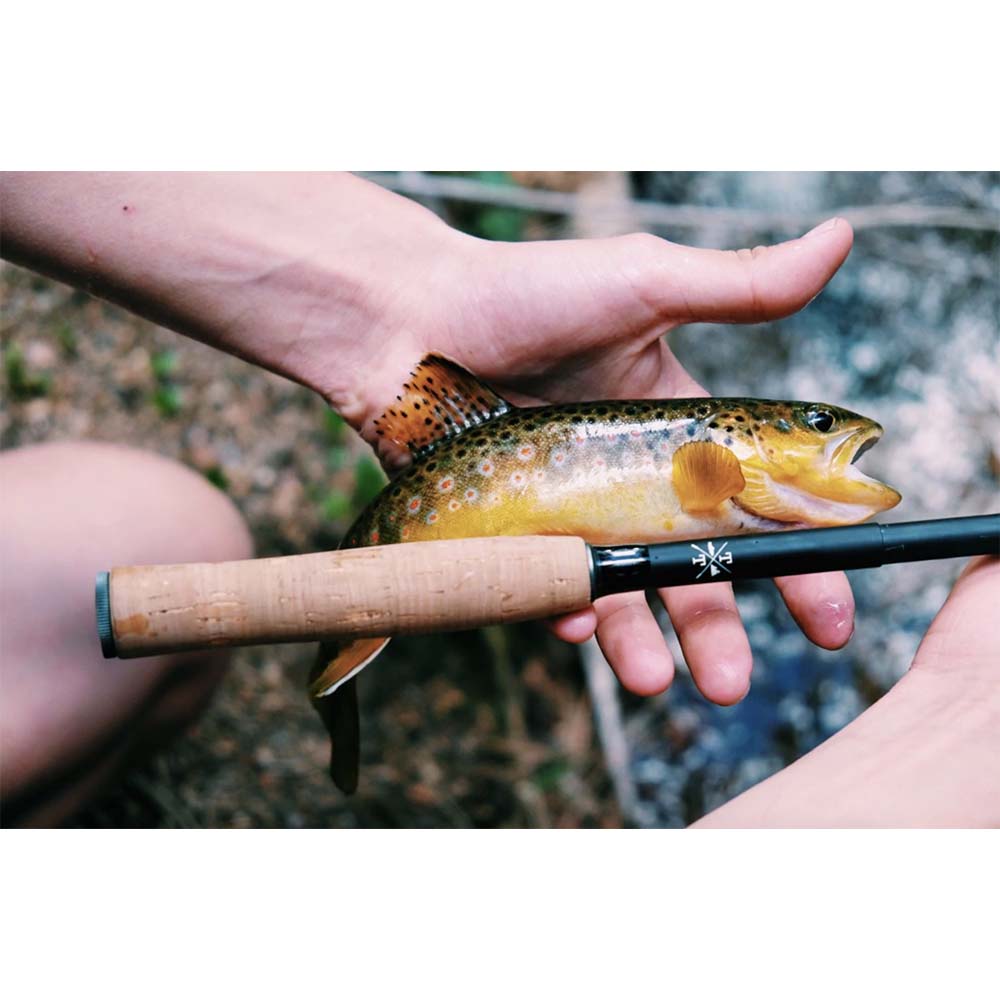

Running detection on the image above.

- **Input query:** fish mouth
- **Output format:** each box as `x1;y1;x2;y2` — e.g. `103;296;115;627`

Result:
818;422;900;518
736;422;901;527
830;423;883;471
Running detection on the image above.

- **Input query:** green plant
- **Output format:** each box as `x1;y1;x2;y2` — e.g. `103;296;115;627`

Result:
352;455;386;510
4;344;51;400
321;489;351;522
150;349;179;380
203;466;230;491
323;408;347;444
149;349;181;417
152;384;182;417
56;323;78;357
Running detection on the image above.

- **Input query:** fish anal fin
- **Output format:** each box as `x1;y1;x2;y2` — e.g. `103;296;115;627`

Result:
309;636;390;698
673;441;746;514
372;354;511;457
308;637;390;793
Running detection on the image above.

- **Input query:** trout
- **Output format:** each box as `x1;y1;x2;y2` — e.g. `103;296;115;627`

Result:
311;355;901;790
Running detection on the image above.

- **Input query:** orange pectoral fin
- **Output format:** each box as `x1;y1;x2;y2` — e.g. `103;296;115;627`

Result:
672;441;746;514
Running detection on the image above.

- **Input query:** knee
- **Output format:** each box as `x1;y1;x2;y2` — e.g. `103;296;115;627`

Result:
1;440;254;568
0;441;255;820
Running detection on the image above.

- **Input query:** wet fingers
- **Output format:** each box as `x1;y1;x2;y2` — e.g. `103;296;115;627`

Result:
659;581;752;705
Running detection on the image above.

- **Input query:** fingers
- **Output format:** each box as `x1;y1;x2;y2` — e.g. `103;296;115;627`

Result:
545;606;598;645
638;217;854;325
658;581;752;705
593;592;674;696
774;571;855;650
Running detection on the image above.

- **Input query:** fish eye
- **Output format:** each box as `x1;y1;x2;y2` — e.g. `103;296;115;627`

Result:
805;409;836;433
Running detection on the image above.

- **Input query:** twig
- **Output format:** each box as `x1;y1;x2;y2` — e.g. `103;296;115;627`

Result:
579;638;640;826
361;171;1000;235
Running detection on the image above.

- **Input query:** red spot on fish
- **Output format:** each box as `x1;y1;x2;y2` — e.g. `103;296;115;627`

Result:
517;444;535;461
401;526;411;540
631;429;643;437
448;499;461;512
509;471;526;487
426;511;439;524
465;488;479;501
551;450;567;466
408;497;422;513
369;529;380;543
438;477;454;493
478;459;494;476
532;470;545;482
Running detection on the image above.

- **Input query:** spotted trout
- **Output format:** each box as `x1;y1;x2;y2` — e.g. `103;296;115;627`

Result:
312;354;900;790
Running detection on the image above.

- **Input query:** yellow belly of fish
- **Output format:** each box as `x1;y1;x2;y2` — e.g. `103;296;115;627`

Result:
397;473;743;546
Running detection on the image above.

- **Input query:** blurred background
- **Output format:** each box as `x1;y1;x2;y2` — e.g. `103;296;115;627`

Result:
2;171;997;827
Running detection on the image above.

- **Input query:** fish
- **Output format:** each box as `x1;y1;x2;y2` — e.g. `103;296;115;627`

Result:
310;354;901;791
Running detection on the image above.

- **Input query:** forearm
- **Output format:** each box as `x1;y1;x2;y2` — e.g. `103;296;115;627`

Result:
0;172;457;421
695;558;1000;828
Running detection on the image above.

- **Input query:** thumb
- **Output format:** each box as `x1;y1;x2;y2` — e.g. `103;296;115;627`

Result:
638;217;854;325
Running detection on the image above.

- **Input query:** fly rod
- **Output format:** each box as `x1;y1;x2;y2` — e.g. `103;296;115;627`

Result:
96;513;999;659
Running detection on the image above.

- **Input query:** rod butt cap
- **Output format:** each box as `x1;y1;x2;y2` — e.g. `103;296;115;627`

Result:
95;571;117;658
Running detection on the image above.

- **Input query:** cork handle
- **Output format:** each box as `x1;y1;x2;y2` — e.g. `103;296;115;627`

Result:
106;535;592;658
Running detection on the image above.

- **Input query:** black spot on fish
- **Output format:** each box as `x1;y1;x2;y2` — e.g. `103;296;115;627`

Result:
735;415;745;422
709;421;719;429
686;424;697;437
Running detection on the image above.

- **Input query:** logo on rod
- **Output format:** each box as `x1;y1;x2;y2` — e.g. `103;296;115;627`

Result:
690;541;733;579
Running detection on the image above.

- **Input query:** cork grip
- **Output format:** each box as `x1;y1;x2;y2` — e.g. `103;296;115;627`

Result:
107;535;593;658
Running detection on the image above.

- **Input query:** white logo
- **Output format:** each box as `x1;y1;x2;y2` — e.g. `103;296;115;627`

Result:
690;541;733;579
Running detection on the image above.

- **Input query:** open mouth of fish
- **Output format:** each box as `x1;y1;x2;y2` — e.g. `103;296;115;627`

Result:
738;424;900;527
829;424;890;486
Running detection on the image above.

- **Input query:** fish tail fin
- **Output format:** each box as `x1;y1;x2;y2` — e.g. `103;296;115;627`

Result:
308;637;390;793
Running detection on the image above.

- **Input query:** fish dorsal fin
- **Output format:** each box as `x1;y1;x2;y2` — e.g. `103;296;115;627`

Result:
673;441;746;514
373;354;512;458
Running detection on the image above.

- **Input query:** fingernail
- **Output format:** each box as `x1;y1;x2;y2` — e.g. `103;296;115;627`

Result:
804;217;841;238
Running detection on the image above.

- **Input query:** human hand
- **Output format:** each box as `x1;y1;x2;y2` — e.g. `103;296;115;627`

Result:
695;555;1000;827
0;171;857;706
325;209;857;705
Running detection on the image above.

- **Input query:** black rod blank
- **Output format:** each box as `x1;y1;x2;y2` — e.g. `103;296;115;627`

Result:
590;514;1000;598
